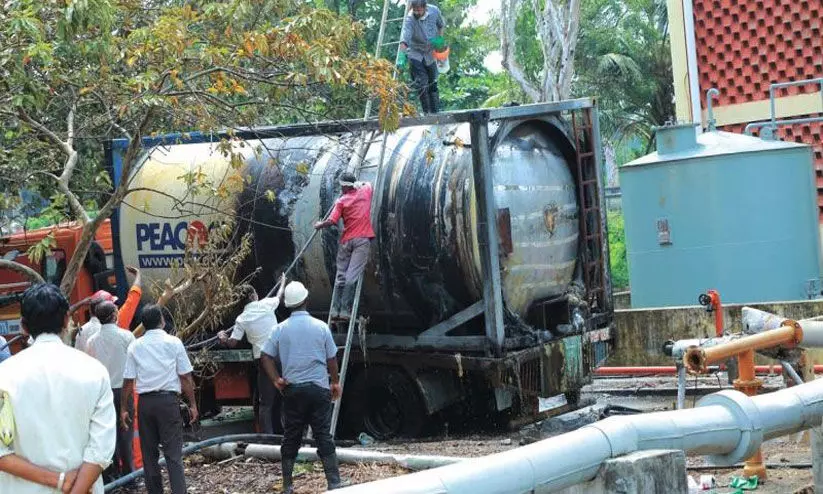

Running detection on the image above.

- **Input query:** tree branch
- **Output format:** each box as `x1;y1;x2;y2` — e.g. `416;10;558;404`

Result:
556;0;581;100
500;0;540;102
16;108;72;157
0;260;45;284
58;108;155;295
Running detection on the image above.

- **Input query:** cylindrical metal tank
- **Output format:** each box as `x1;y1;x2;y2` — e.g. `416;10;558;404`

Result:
119;119;580;332
620;123;822;308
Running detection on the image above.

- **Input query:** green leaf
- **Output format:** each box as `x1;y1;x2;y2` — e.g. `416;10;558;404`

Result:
26;233;56;265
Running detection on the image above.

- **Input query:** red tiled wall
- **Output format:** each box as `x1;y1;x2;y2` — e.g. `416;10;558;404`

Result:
693;0;823;107
693;0;823;219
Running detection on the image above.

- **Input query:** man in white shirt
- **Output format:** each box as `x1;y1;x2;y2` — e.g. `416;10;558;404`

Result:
0;283;116;494
121;304;197;494
218;275;285;434
74;290;117;353
87;301;136;481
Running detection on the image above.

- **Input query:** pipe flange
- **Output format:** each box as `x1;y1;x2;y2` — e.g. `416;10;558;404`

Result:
697;390;763;465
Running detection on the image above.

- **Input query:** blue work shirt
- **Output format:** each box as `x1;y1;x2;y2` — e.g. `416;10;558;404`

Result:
261;311;338;389
400;4;445;65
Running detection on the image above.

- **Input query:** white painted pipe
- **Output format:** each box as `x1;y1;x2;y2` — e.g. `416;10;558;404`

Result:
800;321;823;347
243;444;465;471
741;307;823;347
337;378;823;494
668;335;736;358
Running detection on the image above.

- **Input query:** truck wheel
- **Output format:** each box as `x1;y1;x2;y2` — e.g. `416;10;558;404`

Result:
344;368;426;440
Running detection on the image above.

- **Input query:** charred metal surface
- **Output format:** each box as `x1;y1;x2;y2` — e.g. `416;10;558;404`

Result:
223;110;603;350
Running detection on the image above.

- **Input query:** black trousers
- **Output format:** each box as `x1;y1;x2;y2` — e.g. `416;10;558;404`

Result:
409;58;440;114
104;388;133;481
138;392;186;494
281;383;336;460
251;358;283;434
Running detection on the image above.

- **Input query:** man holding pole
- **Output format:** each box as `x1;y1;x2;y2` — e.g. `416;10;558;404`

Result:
217;275;286;434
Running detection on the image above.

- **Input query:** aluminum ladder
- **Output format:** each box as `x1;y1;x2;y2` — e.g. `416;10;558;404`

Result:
328;0;409;438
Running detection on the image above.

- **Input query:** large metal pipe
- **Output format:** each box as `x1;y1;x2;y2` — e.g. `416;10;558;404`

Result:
242;444;464;470
742;307;823;346
593;365;823;376
338;379;823;493
684;324;803;373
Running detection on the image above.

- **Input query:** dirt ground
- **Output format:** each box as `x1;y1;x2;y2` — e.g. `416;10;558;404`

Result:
116;437;815;494
685;436;814;494
112;374;818;494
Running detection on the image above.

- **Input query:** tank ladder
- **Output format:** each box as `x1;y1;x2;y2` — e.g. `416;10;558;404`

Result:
571;108;607;310
328;0;409;438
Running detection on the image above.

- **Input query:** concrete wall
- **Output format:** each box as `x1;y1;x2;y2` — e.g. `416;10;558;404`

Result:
609;299;823;366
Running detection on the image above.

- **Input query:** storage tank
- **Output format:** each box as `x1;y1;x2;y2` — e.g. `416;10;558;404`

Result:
620;123;821;308
119;118;582;332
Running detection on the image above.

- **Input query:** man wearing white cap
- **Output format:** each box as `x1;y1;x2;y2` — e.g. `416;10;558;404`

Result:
314;172;375;322
260;281;347;493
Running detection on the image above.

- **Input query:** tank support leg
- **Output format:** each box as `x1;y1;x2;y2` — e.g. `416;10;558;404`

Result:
469;111;505;357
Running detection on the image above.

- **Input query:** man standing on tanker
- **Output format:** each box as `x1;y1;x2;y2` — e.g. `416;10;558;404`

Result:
314;172;375;322
398;0;446;114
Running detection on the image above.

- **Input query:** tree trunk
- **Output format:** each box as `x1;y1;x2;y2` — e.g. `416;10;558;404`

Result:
59;110;154;296
500;0;581;103
0;260;45;284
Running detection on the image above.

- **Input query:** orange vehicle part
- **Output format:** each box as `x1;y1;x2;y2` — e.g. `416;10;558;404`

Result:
0;220;115;319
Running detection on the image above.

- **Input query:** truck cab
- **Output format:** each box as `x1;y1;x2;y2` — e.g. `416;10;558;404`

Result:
0;221;117;349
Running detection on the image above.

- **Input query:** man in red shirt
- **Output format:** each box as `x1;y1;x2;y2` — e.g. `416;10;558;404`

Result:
314;172;375;321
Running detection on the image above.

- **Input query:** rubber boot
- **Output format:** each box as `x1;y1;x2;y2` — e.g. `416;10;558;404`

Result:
329;286;343;320
281;458;295;494
321;455;350;490
337;284;356;321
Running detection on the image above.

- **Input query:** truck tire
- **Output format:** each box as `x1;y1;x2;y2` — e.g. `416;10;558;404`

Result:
343;367;426;440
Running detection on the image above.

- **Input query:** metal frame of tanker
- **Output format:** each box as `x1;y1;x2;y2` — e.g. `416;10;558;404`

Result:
105;98;614;417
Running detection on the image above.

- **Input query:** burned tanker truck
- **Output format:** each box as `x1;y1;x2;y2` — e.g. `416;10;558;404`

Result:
109;99;614;438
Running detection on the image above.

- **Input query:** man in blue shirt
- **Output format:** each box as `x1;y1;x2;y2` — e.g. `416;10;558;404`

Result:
261;282;346;493
398;0;446;114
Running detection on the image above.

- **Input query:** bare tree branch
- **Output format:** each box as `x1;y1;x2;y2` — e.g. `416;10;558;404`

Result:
500;0;540;102
500;0;581;102
0;259;45;284
59;108;155;295
16;108;72;156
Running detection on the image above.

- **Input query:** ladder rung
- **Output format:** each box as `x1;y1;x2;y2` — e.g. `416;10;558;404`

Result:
387;16;405;22
582;179;597;185
578;152;594;159
575;125;593;131
382;40;401;47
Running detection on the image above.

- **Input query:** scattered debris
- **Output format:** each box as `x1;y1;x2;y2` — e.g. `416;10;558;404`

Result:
358;433;375;446
729;475;759;491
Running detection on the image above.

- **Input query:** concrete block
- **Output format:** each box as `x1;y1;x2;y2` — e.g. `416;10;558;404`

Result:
554;449;688;494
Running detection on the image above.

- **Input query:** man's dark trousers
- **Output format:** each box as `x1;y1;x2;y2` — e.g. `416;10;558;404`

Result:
253;358;283;434
105;387;133;481
280;383;336;461
409;58;440;114
139;392;187;494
